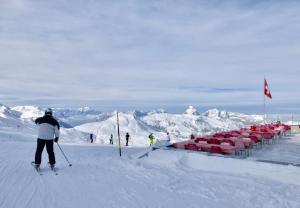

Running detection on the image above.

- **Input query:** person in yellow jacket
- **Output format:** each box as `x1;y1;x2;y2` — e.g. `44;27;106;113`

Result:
149;133;155;146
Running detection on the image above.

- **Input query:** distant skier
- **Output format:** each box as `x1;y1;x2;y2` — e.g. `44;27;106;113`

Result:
110;134;114;145
90;133;94;143
190;134;195;140
149;133;155;146
166;132;171;142
125;132;130;146
33;108;60;169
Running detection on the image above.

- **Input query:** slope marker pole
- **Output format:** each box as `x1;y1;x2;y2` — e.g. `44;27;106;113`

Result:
117;112;122;157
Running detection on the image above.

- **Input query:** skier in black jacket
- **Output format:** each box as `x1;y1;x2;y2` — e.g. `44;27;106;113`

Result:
125;132;130;146
90;133;94;143
33;108;60;169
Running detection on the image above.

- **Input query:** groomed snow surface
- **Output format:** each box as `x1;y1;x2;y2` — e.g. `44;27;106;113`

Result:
1;134;300;208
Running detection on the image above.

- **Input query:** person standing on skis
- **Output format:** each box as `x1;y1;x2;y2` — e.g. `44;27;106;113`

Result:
125;132;130;146
149;133;155;146
166;132;171;142
110;134;114;145
90;133;94;143
33;108;60;169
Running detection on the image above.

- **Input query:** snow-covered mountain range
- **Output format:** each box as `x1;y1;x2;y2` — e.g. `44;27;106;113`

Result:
0;104;264;146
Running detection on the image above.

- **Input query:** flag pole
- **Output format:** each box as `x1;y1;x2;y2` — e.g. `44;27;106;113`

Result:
264;91;266;124
264;77;266;124
116;112;122;157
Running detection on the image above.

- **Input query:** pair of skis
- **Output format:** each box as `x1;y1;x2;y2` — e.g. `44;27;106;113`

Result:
138;147;159;159
31;162;58;175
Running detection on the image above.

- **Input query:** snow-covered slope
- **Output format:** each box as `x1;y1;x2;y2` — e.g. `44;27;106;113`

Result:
0;104;21;121
1;135;300;208
0;104;25;127
3;105;88;143
0;105;37;142
75;111;166;146
12;106;106;127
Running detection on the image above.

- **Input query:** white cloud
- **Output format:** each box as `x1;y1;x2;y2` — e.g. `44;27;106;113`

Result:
0;0;299;113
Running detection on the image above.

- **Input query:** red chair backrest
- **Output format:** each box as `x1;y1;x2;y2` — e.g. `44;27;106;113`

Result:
211;146;222;154
208;138;221;145
223;139;234;146
185;143;199;151
195;137;206;143
249;135;258;143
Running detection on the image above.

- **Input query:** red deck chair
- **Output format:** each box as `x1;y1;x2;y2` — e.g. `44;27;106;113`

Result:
197;141;212;152
223;139;235;146
220;144;236;154
208;138;221;145
234;140;245;151
173;140;193;149
241;138;252;148
194;137;206;143
210;146;222;154
249;135;259;143
184;143;200;151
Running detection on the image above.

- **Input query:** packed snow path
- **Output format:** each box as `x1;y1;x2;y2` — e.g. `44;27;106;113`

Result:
252;135;300;165
1;136;300;208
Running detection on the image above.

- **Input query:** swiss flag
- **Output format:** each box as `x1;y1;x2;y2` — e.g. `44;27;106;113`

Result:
264;79;272;99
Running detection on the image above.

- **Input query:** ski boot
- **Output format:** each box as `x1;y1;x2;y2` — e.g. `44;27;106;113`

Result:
31;162;40;171
48;162;55;170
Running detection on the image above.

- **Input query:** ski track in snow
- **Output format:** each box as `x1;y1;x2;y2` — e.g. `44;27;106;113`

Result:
1;135;300;208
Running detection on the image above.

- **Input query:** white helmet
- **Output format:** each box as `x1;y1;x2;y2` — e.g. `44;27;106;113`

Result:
45;108;53;115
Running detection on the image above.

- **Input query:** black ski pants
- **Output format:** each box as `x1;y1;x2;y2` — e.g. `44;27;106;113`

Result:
35;138;56;165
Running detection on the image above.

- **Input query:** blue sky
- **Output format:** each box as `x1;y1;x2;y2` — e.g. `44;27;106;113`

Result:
0;0;299;113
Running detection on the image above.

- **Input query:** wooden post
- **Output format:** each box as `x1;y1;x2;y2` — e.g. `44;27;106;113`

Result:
117;112;122;157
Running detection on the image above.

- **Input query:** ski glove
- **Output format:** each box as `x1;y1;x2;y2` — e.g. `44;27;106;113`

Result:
54;137;59;143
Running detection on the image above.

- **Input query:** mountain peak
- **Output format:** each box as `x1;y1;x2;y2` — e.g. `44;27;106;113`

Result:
203;109;220;117
11;105;43;119
148;109;167;115
77;106;91;112
184;106;199;115
0;104;21;118
203;109;229;118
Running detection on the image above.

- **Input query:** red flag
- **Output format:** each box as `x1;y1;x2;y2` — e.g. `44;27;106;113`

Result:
264;79;272;99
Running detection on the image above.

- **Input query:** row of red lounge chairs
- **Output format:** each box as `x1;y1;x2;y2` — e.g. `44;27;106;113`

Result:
172;122;291;156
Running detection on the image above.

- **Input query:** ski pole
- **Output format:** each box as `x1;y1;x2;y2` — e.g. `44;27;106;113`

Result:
56;143;72;167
